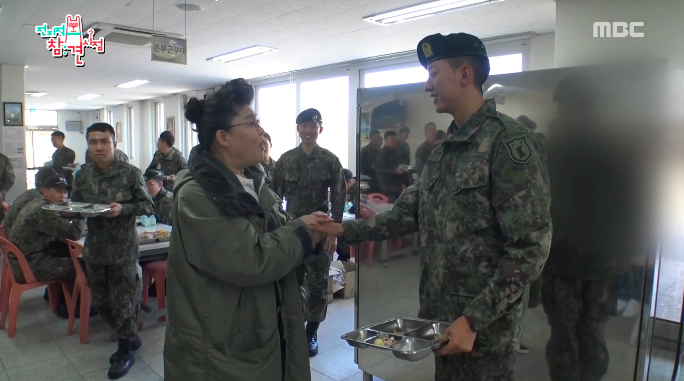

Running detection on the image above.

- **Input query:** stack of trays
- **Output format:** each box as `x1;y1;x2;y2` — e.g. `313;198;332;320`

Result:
341;318;449;361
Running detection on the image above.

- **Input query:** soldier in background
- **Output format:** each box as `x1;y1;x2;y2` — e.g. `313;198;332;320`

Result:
147;131;187;192
51;131;77;186
143;169;173;226
272;108;346;357
435;129;447;143
0;152;15;220
415;122;438;177
3;167;57;237
375;130;408;201
398;126;411;165
312;32;551;381
360;129;382;193
8;175;85;317
72;123;153;379
261;132;277;188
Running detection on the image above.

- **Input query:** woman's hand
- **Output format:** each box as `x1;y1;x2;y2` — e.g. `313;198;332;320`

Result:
310;222;344;238
298;213;333;229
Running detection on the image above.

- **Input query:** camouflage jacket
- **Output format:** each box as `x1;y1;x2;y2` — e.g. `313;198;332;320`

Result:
262;157;277;190
8;198;84;256
147;147;188;191
2;189;42;237
72;159;154;265
0;153;15;196
398;140;411;165
342;99;552;355
52;146;76;173
85;149;129;164
415;140;434;178
273;145;346;223
153;188;173;226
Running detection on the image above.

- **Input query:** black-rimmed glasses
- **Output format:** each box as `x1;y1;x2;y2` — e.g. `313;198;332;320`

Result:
228;117;261;131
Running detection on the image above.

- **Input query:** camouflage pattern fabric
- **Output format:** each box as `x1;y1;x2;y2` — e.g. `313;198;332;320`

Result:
342;99;552;377
86;261;141;338
299;244;330;323
147;147;188;191
52;146;76;173
153;188;173;226
0;153;15;198
435;354;515;381
262;158;277;190
375;147;407;200
398;140;411;165
7;198;84;283
415;140;434;178
542;272;616;381
2;189;42;237
72;159;154;265
85;149;129;164
272;144;345;223
360;145;380;191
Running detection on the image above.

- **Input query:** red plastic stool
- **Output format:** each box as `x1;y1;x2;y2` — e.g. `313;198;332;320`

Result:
141;260;167;329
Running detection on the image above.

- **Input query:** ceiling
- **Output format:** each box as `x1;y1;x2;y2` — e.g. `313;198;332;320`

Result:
0;0;556;110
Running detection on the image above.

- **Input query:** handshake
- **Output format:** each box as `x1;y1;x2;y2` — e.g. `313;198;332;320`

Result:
298;212;344;244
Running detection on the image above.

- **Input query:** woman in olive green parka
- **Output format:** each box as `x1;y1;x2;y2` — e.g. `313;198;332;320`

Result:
164;79;330;381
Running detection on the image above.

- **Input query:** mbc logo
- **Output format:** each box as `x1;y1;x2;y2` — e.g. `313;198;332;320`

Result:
593;22;645;38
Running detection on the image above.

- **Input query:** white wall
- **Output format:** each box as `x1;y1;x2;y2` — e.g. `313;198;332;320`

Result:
555;0;684;68
529;33;556;71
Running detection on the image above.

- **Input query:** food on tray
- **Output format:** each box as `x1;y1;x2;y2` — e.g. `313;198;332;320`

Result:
138;230;170;240
155;230;170;238
392;328;403;335
373;335;397;347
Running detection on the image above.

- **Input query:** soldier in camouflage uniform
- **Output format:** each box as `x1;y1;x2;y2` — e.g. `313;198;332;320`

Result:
261;132;277;189
0;152;15;221
72;123;153;380
398;126;412;165
272;108;346;357
143;169;173;226
147;131;187;192
313;33;552;381
8;175;84;284
2;167;57;237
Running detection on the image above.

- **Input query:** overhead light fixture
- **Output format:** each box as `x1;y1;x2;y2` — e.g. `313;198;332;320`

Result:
116;79;149;89
76;93;102;100
175;2;202;11
207;46;278;63
24;65;28;69
50;103;68;109
364;0;502;26
25;91;47;97
486;84;502;92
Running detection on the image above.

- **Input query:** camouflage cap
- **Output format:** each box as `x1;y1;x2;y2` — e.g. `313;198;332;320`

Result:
35;167;57;188
417;32;488;69
43;175;70;190
144;169;164;182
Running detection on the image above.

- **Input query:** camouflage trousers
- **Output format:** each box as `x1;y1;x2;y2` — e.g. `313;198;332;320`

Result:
435;353;515;381
86;261;141;339
9;247;76;284
297;242;330;323
542;273;617;381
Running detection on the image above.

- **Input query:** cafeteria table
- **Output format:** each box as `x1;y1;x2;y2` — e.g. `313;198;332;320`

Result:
77;223;172;262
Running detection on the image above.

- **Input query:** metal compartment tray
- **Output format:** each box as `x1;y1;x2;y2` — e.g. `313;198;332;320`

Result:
43;202;111;217
341;318;449;362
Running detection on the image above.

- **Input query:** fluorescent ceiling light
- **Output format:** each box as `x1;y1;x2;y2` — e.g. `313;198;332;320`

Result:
116;79;149;89
24;65;28;69
76;93;101;100
486;84;502;92
50;103;68;109
364;0;502;26
25;91;47;97
207;46;277;63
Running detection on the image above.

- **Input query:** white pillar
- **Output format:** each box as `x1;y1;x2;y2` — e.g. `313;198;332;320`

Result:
0;64;27;202
554;0;684;68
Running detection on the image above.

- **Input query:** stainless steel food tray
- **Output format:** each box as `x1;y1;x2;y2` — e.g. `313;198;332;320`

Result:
341;318;449;361
43;202;111;217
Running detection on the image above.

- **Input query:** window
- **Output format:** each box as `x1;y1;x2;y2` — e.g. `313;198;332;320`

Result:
105;109;113;125
256;83;297;161
299;76;350;167
126;106;135;159
362;53;525;88
154;102;165;139
25;110;57;126
184;120;198;157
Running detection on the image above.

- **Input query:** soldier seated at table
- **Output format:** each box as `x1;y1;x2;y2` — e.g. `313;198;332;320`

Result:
143;169;173;226
8;175;93;318
2;167;57;237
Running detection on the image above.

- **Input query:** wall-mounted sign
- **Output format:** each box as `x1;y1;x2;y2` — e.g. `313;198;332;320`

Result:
151;35;187;65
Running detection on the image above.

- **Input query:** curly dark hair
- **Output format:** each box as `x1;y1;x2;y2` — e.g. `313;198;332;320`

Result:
184;78;255;149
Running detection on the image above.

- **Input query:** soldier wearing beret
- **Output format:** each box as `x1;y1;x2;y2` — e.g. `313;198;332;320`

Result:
313;32;552;381
144;169;173;226
272;108;346;357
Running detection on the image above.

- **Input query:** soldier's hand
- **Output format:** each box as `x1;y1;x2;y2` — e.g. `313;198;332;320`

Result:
168;174;176;181
103;203;123;218
434;316;477;356
299;213;333;230
310;222;344;238
325;237;337;256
